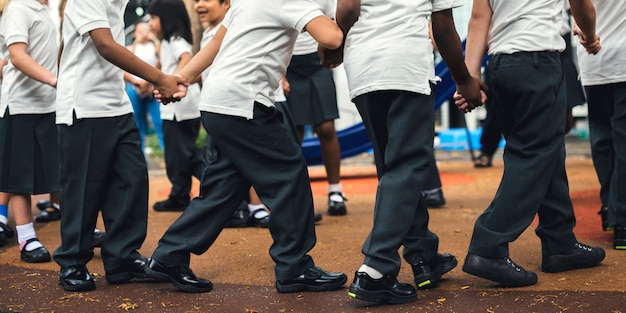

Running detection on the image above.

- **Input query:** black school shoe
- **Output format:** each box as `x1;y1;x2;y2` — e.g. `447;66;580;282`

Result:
598;206;611;231
541;242;605;273
20;238;51;263
153;196;189;212
106;255;161;284
413;253;458;289
423;189;446;208
462;253;537;287
0;221;13;247
35;200;61;223
59;265;96;292
327;192;347;216
276;266;347;293
615;227;626;250
348;271;417;305
146;259;213;293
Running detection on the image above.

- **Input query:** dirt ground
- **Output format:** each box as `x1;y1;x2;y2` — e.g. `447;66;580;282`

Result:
1;145;625;312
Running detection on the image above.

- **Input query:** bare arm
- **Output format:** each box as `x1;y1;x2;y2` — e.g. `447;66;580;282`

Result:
305;16;343;50
319;0;360;67
432;8;485;111
89;28;186;101
569;0;600;54
8;43;57;87
464;0;491;78
177;25;226;84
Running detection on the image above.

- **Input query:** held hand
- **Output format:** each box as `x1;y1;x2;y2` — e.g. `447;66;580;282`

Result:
154;73;189;104
318;46;344;68
573;26;601;55
454;76;485;113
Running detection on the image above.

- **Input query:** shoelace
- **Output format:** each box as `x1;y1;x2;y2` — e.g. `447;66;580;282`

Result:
505;257;522;272
575;242;593;252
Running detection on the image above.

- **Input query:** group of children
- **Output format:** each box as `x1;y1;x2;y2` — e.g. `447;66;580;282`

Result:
0;0;623;307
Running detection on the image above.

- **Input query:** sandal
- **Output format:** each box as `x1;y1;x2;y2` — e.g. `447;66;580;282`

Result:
35;200;61;223
473;154;493;168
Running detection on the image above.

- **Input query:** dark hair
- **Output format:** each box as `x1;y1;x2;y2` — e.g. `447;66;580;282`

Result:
146;0;193;43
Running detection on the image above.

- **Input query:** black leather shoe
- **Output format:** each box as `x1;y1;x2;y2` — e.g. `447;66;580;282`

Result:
348;271;417;304
153;196;189;212
0;221;14;239
225;201;250;228
423;188;446;208
327;192;347;216
90;229;106;249
542;242;605;273
462;253;537;287
20;238;51;263
59;265;96;292
247;209;270;228
146;259;213;293
413;253;457;289
598;206;611;231
0;232;5;247
106;255;161;284
314;213;322;223
276;266;347;293
35;208;61;223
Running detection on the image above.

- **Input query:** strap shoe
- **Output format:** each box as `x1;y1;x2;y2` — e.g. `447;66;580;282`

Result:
348;271;417;304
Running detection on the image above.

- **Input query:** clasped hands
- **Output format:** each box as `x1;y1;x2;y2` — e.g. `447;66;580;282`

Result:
453;76;488;114
153;73;190;105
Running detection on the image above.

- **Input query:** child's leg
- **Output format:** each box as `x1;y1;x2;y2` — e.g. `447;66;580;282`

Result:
0;192;9;246
313;120;347;215
11;193;50;263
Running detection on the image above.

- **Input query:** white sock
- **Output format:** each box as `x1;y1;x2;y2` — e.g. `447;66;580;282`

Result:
16;223;42;251
0;215;7;226
328;183;342;193
248;204;268;218
358;264;383;279
423;187;441;194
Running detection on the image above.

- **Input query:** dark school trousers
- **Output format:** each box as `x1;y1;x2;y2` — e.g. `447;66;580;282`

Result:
53;114;148;272
468;52;577;258
162;117;206;198
586;82;626;227
353;90;439;276
151;103;317;280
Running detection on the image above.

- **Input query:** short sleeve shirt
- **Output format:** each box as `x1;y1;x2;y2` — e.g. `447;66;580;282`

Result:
343;0;464;100
159;37;200;121
0;0;57;117
488;0;565;55
576;0;626;86
199;22;222;83
55;0;133;125
199;0;328;119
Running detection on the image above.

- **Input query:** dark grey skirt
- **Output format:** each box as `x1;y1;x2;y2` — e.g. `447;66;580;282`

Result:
0;111;59;194
285;52;339;126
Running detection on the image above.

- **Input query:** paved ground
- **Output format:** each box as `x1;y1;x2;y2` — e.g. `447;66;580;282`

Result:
1;136;625;312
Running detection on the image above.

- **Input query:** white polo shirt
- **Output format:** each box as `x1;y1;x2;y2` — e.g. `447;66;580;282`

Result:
199;0;329;119
293;0;336;56
159;37;200;122
343;0;463;100
0;0;57;117
488;0;565;55
56;0;133;125
576;0;626;86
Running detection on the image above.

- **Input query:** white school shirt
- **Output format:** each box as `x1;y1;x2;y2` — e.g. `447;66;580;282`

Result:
343;0;463;100
576;0;626;86
56;0;133;125
0;0;57;117
159;37;200;122
488;0;565;55
292;0;335;56
199;0;329;119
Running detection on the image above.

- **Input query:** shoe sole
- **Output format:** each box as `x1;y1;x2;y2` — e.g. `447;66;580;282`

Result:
541;258;604;273
276;276;347;293
462;264;537;287
415;257;458;289
21;255;51;263
107;272;161;284
348;285;417;305
144;266;212;293
59;278;96;292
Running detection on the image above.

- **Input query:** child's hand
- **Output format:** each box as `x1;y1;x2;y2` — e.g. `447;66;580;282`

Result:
154;74;189;104
319;46;344;68
573;25;601;55
454;77;487;113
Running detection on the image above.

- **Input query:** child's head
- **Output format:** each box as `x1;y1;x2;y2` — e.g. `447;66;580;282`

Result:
133;22;154;44
194;0;230;28
147;0;192;43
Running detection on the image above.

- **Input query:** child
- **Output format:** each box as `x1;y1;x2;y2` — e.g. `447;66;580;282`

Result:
146;0;346;294
124;21;165;153
0;0;59;263
456;0;604;287
52;0;186;292
328;0;483;305
147;0;205;212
